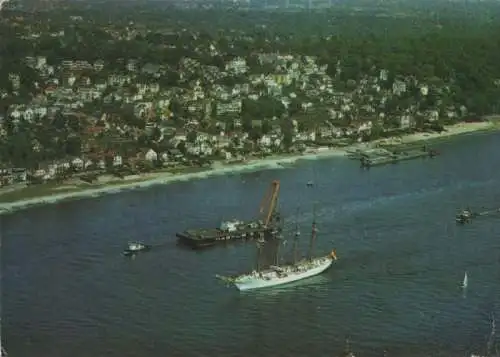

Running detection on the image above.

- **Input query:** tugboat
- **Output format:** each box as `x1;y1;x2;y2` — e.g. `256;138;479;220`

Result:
456;208;476;224
122;242;151;257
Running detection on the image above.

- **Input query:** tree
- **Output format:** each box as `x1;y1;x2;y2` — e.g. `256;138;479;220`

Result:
104;155;114;171
288;99;302;116
242;114;253;133
53;112;67;131
370;123;386;139
169;99;185;118
249;128;261;143
176;141;187;155
261;120;272;135
186;131;197;143
280;120;294;150
121;108;145;129
64;135;82;157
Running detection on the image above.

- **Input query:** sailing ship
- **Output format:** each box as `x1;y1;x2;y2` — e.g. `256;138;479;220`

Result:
217;211;338;291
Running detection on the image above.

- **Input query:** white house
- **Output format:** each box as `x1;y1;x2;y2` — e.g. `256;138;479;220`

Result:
71;157;84;169
113;155;123;167
145;149;158;162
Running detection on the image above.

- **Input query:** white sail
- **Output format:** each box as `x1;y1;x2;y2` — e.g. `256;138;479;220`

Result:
462;271;468;289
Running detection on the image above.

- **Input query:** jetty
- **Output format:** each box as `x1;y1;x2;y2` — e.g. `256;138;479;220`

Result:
346;145;439;168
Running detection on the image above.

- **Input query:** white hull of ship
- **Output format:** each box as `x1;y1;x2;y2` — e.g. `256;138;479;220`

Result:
234;257;333;291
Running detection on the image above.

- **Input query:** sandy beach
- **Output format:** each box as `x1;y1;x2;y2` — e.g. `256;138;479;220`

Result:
0;120;497;215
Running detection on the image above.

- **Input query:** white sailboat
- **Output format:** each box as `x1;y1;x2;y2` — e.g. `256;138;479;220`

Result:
217;211;338;291
462;271;468;289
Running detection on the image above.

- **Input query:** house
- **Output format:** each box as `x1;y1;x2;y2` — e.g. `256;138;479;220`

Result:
94;60;105;71
259;135;272;147
400;115;414;129
71;158;84;169
225;57;248;75
113;155;123;167
145;149;158;162
216;99;242;116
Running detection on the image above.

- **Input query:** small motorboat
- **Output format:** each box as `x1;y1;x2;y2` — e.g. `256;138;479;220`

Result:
428;149;440;157
456;209;475;224
122;242;151;256
455;210;472;224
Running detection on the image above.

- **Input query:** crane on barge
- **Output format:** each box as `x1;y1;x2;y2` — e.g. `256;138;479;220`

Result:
259;180;281;228
176;180;283;248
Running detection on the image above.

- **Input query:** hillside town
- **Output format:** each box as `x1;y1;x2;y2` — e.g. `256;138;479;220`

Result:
0;7;495;188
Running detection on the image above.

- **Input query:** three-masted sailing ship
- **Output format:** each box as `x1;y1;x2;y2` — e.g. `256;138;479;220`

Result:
217;211;337;291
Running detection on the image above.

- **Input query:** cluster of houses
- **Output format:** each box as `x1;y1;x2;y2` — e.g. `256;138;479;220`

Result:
0;22;467;187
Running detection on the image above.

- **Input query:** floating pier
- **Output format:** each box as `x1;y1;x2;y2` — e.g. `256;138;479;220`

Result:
347;145;439;168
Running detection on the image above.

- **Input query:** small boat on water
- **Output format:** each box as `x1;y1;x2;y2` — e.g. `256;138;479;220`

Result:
122;242;151;257
462;271;468;289
456;208;476;224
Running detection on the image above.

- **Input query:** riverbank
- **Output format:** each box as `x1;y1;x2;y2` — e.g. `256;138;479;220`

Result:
1;120;498;214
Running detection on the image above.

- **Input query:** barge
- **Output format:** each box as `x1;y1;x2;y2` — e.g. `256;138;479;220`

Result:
176;180;282;248
176;218;280;248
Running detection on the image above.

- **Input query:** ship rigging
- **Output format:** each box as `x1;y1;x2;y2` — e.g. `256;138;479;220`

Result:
216;201;337;291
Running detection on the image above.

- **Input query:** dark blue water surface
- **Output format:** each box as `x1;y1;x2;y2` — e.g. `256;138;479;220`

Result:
2;132;500;357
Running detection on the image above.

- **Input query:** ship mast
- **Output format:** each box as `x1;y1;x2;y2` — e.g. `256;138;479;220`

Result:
255;234;264;272
273;204;284;265
307;206;317;260
274;233;281;265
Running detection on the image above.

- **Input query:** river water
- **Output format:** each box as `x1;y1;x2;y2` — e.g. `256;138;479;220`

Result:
2;132;500;357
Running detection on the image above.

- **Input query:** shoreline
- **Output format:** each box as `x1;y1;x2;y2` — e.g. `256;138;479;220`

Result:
1;121;498;215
